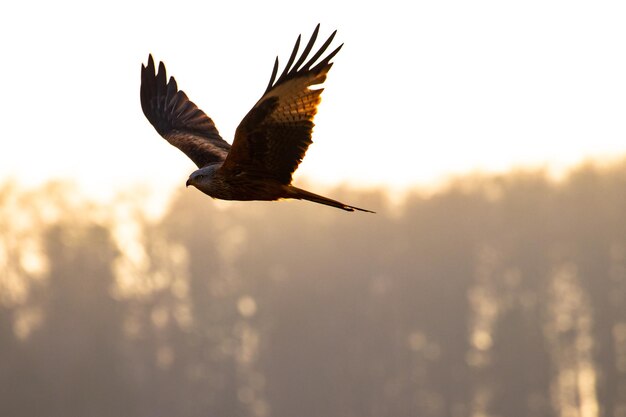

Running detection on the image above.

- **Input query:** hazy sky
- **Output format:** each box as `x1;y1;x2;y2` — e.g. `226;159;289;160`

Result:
2;0;626;199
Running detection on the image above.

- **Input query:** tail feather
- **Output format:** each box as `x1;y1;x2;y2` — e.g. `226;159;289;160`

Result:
287;186;375;213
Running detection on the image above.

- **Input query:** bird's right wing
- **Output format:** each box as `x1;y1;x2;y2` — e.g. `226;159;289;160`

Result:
140;55;231;168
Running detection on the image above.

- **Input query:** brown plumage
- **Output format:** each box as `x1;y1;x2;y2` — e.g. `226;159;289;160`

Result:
140;24;374;213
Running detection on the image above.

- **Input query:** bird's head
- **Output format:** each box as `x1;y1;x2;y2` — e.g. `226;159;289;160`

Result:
186;165;219;188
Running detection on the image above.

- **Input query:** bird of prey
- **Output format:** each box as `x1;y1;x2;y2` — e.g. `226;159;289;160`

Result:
140;25;373;213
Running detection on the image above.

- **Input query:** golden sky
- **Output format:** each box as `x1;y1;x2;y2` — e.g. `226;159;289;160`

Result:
2;0;626;200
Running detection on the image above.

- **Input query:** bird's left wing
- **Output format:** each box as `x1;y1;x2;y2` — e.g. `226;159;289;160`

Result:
220;25;342;184
141;55;231;168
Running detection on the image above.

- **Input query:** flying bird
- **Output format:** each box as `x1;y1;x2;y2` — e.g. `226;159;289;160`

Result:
140;25;373;213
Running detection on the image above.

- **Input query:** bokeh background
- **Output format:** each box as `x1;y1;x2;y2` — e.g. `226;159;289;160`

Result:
2;1;626;416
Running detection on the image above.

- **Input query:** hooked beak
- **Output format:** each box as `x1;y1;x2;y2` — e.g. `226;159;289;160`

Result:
185;178;192;188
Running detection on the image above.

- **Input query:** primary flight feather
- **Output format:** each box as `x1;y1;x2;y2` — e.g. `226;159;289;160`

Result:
140;24;373;213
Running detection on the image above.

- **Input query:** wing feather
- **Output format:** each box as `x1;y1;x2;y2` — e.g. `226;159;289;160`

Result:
222;24;342;184
292;25;320;71
140;55;231;168
278;35;301;82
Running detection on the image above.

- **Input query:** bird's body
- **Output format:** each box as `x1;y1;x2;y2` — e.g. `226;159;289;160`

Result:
187;163;285;201
140;25;373;213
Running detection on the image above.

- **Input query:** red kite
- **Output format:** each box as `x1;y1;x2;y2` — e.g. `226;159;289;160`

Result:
141;25;373;213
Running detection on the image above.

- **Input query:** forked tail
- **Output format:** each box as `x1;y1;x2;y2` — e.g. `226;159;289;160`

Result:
287;186;375;213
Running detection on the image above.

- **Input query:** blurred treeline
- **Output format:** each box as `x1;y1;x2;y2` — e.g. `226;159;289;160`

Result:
1;162;626;417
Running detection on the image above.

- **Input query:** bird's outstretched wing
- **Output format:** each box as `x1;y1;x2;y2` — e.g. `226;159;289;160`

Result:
221;24;342;184
140;55;231;168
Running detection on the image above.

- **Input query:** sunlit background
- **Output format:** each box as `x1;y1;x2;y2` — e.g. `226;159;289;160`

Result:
2;0;626;199
2;1;626;417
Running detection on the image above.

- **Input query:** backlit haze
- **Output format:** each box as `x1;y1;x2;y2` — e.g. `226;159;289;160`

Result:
3;3;626;415
2;0;626;203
